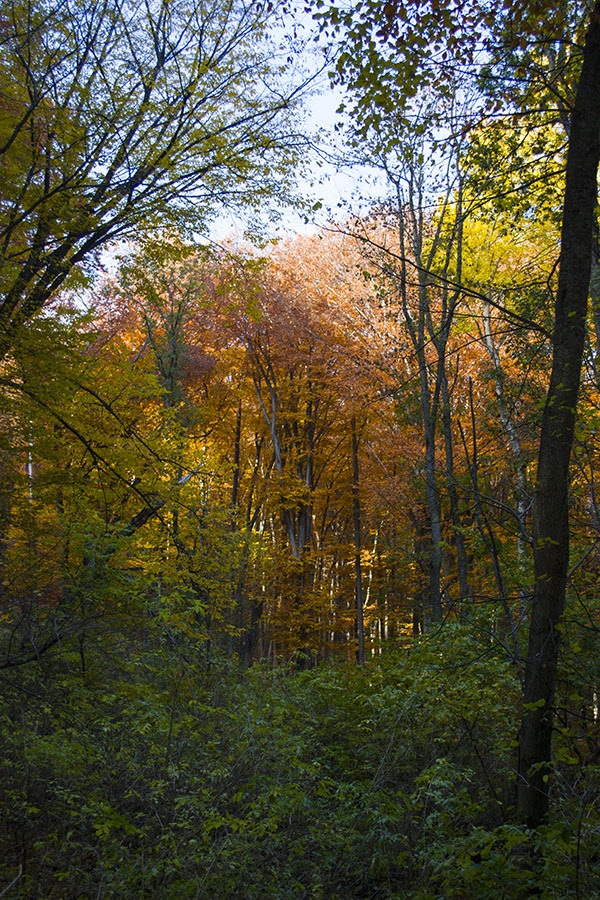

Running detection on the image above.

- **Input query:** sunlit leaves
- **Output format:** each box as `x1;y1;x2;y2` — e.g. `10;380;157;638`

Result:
0;0;305;354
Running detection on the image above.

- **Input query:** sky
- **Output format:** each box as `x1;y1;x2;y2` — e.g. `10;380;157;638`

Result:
210;21;387;244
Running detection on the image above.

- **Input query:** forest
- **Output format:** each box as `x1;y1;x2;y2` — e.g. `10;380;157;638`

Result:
1;0;600;897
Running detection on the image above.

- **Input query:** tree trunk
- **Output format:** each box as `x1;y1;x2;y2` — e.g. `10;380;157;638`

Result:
351;417;365;663
517;6;600;827
440;366;470;609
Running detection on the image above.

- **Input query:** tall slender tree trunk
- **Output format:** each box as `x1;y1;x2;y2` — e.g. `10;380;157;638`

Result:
440;367;470;609
481;299;529;569
396;206;444;622
517;6;600;828
351;417;365;663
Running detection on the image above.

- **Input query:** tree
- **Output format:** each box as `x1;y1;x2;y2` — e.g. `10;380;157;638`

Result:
517;8;600;828
0;301;173;670
0;0;306;356
349;113;471;625
315;0;600;827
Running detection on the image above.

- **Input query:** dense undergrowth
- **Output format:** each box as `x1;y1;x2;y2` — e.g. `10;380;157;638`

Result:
1;624;599;899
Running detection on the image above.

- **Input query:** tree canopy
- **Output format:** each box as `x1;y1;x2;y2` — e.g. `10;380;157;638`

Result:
0;0;305;354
